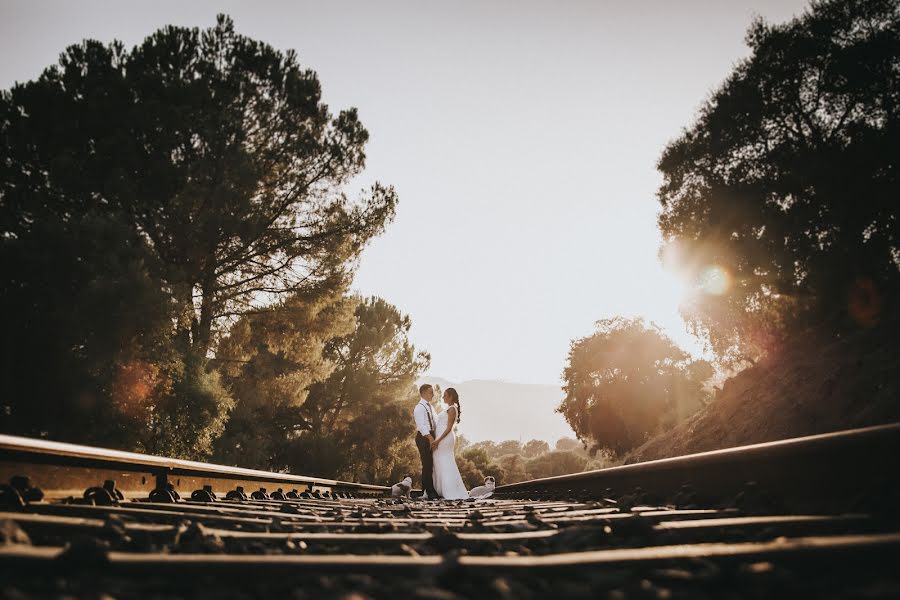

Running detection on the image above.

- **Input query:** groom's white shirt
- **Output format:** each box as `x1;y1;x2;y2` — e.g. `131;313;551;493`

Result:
414;398;436;437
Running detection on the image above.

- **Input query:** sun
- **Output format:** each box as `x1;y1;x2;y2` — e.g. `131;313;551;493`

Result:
697;265;731;296
657;266;694;309
657;242;696;309
659;242;732;306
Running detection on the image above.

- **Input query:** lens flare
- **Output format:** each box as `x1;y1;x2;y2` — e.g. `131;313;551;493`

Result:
698;266;730;296
847;278;881;327
112;360;160;417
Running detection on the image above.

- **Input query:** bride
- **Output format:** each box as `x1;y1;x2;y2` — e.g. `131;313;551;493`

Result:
430;387;469;500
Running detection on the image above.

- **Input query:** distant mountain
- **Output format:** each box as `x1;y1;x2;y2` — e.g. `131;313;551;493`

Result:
417;376;576;444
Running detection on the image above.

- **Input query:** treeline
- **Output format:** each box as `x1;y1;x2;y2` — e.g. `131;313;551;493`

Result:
558;0;898;457
453;436;609;487
0;16;427;483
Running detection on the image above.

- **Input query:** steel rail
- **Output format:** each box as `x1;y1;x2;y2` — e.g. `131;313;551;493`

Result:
1;532;899;571
1;428;898;598
0;434;389;500
494;422;900;511
0;510;872;546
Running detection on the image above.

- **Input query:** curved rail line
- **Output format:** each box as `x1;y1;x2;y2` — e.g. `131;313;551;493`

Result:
495;422;900;512
0;434;389;501
1;424;899;598
1;422;899;506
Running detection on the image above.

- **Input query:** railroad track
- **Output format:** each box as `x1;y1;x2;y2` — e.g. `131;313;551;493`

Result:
1;424;899;599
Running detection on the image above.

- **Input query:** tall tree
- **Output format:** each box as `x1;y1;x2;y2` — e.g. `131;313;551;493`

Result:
211;275;356;468
301;297;430;434
657;0;899;362
0;16;396;453
0;212;234;458
287;297;430;483
0;213;177;446
559;318;713;455
2;15;396;357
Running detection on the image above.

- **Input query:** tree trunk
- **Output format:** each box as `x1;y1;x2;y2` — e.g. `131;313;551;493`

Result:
174;287;195;356
194;272;217;356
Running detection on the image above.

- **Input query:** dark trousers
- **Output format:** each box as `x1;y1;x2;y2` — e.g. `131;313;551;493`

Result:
415;432;439;498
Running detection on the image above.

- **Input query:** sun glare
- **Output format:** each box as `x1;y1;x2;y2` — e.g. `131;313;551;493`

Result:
698;265;731;296
660;242;732;302
657;267;693;309
658;242;695;309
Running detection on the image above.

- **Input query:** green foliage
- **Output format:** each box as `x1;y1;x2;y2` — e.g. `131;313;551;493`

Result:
302;297;430;434
145;356;234;460
1;219;232;460
212;295;428;485
497;453;528;483
1;15;396;357
559;317;713;456
0;15;396;457
280;297;430;483
342;400;421;484
493;440;523;456
282;432;349;479
522;439;550;458
460;446;492;473
458;445;502;484
554;438;583;453
524;451;589;480
0;212;182;448
657;0;900;362
212;277;356;468
455;436;603;486
387;440;422;485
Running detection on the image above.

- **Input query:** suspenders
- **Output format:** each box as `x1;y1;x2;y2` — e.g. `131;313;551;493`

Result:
420;401;435;436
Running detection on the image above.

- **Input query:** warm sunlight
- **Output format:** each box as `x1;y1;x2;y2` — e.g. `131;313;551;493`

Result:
2;2;896;595
657;240;696;311
698;265;731;296
656;263;694;312
659;241;732;308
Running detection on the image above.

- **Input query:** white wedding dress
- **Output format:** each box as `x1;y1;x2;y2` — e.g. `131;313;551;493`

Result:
432;409;468;500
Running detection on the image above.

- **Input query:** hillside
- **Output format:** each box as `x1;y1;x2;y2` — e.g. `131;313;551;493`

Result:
417;377;576;444
624;323;900;464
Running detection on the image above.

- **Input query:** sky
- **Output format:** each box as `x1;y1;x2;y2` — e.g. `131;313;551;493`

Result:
0;0;811;385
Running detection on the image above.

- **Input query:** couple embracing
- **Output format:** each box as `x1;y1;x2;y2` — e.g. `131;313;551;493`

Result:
413;384;468;500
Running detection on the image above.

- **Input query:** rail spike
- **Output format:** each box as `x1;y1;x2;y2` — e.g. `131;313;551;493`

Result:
8;475;44;503
83;479;124;506
0;425;899;597
0;483;27;510
226;486;248;501
191;485;217;502
148;482;181;503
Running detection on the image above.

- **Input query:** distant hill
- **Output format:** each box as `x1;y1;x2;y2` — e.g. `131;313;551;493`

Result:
417;376;576;444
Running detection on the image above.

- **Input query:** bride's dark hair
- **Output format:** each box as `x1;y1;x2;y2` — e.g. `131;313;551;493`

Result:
446;387;461;424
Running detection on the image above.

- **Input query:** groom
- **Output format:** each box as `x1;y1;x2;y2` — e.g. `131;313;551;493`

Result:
413;384;440;500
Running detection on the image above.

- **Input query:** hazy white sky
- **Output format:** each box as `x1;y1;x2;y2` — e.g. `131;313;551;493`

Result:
1;0;810;384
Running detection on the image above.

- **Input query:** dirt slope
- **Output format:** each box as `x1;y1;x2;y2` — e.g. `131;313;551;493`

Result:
624;323;900;464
